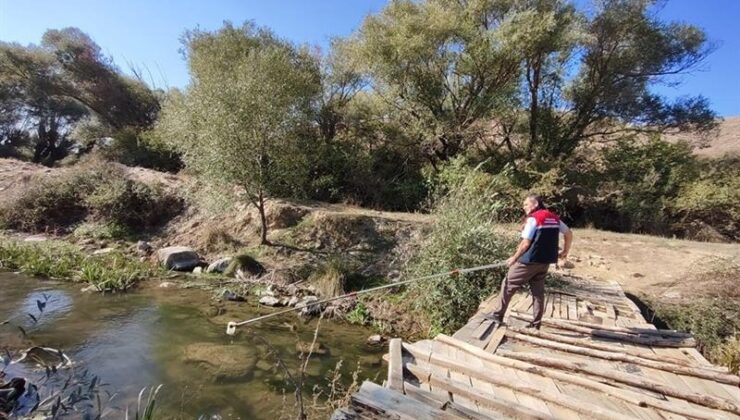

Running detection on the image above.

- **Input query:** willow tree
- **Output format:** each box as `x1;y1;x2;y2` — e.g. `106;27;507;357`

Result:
158;22;320;244
350;0;539;166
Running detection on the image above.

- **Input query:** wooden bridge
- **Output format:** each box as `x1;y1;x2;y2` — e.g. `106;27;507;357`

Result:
333;275;740;419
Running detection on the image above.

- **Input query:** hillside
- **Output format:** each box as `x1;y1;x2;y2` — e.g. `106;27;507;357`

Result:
666;115;740;158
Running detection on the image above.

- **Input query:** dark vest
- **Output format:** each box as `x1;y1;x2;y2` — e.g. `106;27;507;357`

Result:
519;209;560;264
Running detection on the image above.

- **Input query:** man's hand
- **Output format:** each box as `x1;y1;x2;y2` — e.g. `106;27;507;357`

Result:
506;256;517;267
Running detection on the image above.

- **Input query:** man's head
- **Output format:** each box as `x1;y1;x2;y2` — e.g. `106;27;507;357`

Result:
522;194;544;215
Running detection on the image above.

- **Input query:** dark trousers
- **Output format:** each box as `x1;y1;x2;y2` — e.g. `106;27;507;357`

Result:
492;262;549;326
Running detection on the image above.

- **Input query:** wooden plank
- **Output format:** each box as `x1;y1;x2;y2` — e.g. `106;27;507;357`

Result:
606;304;617;322
472;320;495;340
447;347;480;412
510;313;697;348
351;381;459;420
388;338;404;393
483;326;507;353
497;350;740;415
405;363;555;420
567;295;578;320
437;334;725;420
404;384;498;419
458;347;503;418
404;343;632;420
505;330;740;385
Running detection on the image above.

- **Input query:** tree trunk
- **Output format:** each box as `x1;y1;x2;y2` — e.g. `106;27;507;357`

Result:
257;190;269;245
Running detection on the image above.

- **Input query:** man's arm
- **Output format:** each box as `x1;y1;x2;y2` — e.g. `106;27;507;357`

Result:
508;217;536;266
559;221;573;259
507;239;532;266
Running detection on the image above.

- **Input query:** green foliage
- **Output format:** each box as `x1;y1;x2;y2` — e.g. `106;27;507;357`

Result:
582;137;698;233
223;253;264;277
96;126;182;172
0;28;160;164
406;160;518;333
73;222;133;241
651;299;740;355
156;22;320;243
0;237;154;290
346;302;371;326
673;157;740;240
0;160;181;233
712;336;740;374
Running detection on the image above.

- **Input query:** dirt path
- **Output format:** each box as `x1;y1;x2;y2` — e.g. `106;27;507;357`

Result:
561;228;739;301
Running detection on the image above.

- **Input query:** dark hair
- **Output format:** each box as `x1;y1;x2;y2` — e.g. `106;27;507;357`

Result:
525;194;546;210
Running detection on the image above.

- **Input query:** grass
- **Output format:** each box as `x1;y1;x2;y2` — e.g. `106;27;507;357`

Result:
0;236;157;291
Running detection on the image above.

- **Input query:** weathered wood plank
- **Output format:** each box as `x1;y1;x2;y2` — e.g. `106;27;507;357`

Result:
497;350;740;415
405;363;555;420
505;329;740;385
404;342;632;420
352;381;459;420
437;334;725;420
510;313;697;348
388;338;405;393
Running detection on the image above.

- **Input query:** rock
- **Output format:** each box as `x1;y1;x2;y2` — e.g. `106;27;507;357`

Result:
80;284;99;293
258;288;275;297
296;296;321;317
224;254;264;277
259;296;282;307
366;334;385;345
159;281;176;288
287;296;300;307
279;297;290;306
14;347;71;368
136;240;153;256
295;341;328;355
182;343;257;382
193;266;203;274
157;246;200;271
92;247;115;255
632;272;644;278
206;257;232;274
561;260;575;269
222;290;246;302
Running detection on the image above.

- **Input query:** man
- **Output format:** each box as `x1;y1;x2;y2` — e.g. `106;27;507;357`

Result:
484;194;573;329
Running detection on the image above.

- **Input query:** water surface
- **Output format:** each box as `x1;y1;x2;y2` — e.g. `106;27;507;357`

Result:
0;272;384;418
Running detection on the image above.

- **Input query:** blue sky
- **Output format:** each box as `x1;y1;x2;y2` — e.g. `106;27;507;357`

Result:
1;0;738;116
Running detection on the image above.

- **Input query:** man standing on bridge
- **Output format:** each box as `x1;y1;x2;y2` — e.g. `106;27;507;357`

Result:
484;194;573;329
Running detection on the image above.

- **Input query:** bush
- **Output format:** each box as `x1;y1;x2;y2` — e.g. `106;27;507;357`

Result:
405;160;518;333
0;160;181;233
649;298;740;357
712;336;740;374
98;127;182;172
672;157;740;241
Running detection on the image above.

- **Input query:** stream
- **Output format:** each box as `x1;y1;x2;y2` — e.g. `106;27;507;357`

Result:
0;272;385;418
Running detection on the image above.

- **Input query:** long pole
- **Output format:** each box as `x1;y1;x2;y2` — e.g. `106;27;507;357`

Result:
226;261;507;335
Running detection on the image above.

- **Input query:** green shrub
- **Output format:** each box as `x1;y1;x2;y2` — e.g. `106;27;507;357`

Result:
98;127;182;172
346;302;371;325
0;159;181;234
712;336;740;374
406;160;518;333
673;157;740;241
650;299;740;355
85;176;181;230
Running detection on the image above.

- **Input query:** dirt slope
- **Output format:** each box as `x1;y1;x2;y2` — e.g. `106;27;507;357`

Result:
559;228;739;302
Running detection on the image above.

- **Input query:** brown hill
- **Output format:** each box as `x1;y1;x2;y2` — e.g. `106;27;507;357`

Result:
666;115;740;158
